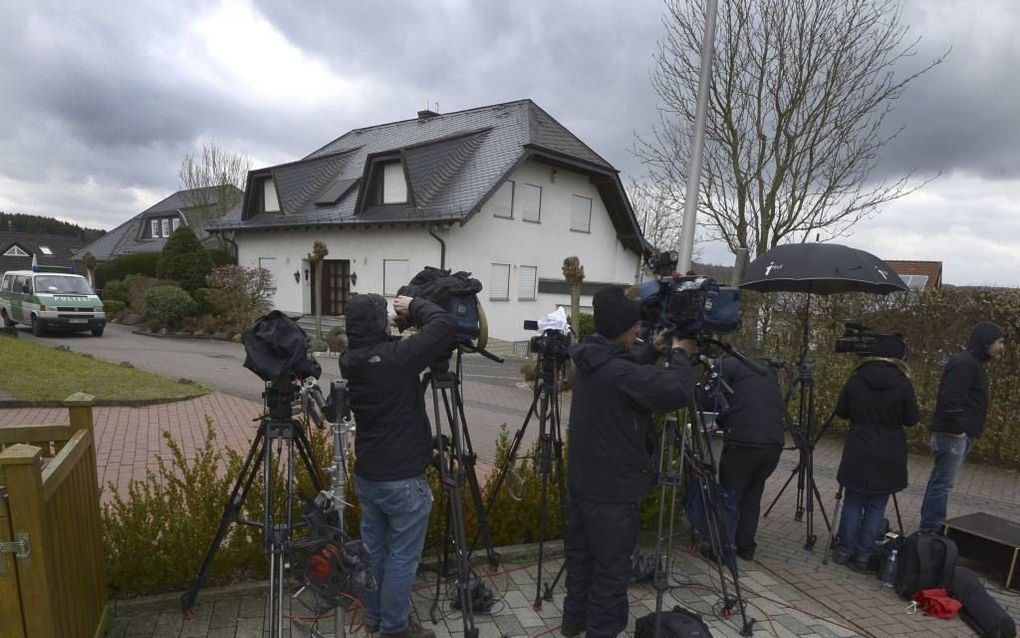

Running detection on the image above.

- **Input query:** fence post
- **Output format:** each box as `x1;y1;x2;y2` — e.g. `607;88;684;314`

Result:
65;392;96;434
0;444;57;637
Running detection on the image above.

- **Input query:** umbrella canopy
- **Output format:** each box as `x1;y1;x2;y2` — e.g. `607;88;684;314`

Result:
739;243;907;295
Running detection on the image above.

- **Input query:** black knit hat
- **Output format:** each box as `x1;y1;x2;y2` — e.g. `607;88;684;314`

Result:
593;286;642;339
872;334;907;360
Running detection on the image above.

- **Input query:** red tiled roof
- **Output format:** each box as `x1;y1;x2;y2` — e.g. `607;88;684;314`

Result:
885;260;942;290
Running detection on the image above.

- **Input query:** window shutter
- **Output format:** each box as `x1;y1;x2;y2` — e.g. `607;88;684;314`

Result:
570;195;592;232
489;263;510;300
518;266;537;300
264;178;281;212
383;259;410;296
491;181;514;218
520;184;542;222
382;162;408;204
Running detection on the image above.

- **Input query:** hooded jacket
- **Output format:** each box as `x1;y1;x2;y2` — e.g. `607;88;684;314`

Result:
340;296;455;482
835;360;920;494
931;321;1004;439
714;355;785;449
567;334;694;503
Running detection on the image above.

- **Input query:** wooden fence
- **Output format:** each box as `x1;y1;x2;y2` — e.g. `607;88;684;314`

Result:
0;393;108;638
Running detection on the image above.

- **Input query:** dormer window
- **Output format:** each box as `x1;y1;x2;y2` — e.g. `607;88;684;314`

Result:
39;245;54;255
381;162;407;204
3;244;29;257
263;177;281;212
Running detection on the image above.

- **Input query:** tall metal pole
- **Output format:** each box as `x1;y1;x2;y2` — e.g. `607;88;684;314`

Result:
677;0;720;273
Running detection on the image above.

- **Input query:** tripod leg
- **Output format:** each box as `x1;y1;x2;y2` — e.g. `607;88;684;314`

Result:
762;460;802;518
891;492;905;536
294;423;325;492
542;387;569;601
181;425;266;615
822;487;844;565
533;393;552;611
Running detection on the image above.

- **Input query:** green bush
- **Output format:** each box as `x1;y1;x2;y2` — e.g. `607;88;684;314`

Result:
156;227;213;293
206;265;275;330
95;253;160;289
576;312;595;339
103;300;126;316
144;286;198;328
124;274;159;315
206;248;235;268
101;279;130;304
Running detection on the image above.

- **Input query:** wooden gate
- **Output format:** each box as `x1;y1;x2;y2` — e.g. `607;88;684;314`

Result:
0;393;108;638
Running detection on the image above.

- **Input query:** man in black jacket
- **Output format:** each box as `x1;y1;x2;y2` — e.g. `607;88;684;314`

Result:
562;286;697;638
714;355;786;561
340;293;455;638
831;336;919;569
919;321;1005;532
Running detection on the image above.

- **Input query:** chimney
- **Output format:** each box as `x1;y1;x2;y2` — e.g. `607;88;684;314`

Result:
417;108;439;121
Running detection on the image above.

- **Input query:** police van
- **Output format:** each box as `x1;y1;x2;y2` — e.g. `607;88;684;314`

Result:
0;266;106;337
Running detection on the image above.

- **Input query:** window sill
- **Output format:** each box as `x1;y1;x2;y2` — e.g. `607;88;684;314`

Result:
569;228;591;234
489;298;510;302
493;215;514;221
518;297;537;302
522;218;541;224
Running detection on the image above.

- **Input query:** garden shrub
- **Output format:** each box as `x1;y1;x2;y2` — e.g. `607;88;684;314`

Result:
576;313;595;339
156;227;213;293
95;252;160;289
101;279;130;304
103;300;126;316
144;286;198;328
206;247;235;268
206;265;275;330
125;274;159;315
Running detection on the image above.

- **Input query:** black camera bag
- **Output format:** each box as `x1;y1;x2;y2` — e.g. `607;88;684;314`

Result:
635;606;713;637
894;532;958;598
398;266;483;341
950;566;1016;638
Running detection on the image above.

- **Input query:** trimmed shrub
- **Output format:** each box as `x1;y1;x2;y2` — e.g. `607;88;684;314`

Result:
576;312;595;339
124;274;159;315
206;248;235;268
103;300;126;316
144;285;198;328
206;265;275;330
156;227;213;293
101;279;130;304
95;252;160;289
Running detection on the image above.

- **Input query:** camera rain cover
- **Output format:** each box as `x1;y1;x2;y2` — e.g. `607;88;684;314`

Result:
242;310;322;382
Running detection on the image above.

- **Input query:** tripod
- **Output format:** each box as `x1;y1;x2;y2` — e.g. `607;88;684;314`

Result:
181;381;325;637
650;409;755;637
762;306;832;550
479;340;568;611
423;346;499;638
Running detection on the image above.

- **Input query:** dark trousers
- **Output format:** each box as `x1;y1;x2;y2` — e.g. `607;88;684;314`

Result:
562;495;639;638
718;444;781;554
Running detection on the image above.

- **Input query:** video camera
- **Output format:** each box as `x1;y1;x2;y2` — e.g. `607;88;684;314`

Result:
638;251;741;338
834;322;897;357
397;266;484;346
523;320;571;360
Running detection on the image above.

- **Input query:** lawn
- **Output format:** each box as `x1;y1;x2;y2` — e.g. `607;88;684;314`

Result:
0;335;209;402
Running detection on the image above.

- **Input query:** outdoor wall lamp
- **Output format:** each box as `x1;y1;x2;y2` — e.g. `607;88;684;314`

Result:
350;272;357;287
293;271;300;283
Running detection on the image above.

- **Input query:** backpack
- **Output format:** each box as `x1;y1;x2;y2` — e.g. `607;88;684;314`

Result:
950;567;1017;638
894;532;958;598
635;606;714;637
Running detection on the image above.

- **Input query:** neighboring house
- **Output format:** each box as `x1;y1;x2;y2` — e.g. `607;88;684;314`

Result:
210;100;649;341
72;186;243;263
0;231;86;275
885;260;942;291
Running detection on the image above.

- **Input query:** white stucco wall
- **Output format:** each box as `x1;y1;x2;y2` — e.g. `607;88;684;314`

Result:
234;159;641;342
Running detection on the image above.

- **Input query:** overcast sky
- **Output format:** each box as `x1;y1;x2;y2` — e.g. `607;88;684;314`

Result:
1;0;1018;286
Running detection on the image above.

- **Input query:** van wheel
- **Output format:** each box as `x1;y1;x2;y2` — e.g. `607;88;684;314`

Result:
91;327;104;337
1;310;12;328
31;316;44;337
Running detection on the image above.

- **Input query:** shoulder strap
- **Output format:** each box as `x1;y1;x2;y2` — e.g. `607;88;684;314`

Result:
935;537;959;586
916;534;935;587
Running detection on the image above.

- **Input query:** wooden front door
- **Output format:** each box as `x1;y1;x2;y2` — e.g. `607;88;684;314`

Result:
312;259;350;316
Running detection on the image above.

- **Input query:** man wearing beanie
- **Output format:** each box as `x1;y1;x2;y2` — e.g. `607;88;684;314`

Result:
919;321;1006;532
340;293;454;638
562;285;697;638
831;335;919;570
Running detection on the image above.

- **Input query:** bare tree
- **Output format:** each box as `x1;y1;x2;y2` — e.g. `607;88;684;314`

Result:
178;142;251;250
628;178;682;254
308;241;329;342
638;0;945;258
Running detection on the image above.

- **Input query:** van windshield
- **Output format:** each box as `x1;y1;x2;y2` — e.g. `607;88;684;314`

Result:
34;276;93;295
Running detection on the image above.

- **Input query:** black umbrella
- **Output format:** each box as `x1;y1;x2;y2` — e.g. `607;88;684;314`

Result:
739;242;907;295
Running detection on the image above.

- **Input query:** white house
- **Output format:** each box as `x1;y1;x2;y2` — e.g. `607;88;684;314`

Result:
211;100;649;342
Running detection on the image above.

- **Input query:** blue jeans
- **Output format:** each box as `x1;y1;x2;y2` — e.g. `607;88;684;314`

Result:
919;432;972;532
355;474;433;632
836;490;889;562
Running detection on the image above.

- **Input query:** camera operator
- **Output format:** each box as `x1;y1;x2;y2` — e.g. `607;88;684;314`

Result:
562;286;697;638
831;335;919;570
919;321;1006;533
714;354;785;561
339;293;455;638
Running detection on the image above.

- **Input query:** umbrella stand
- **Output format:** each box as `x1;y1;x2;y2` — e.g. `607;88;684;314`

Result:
762;292;833;550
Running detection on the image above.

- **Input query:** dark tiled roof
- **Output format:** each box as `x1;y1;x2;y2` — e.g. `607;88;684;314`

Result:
0;231;87;274
73;186;243;261
212;99;645;252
